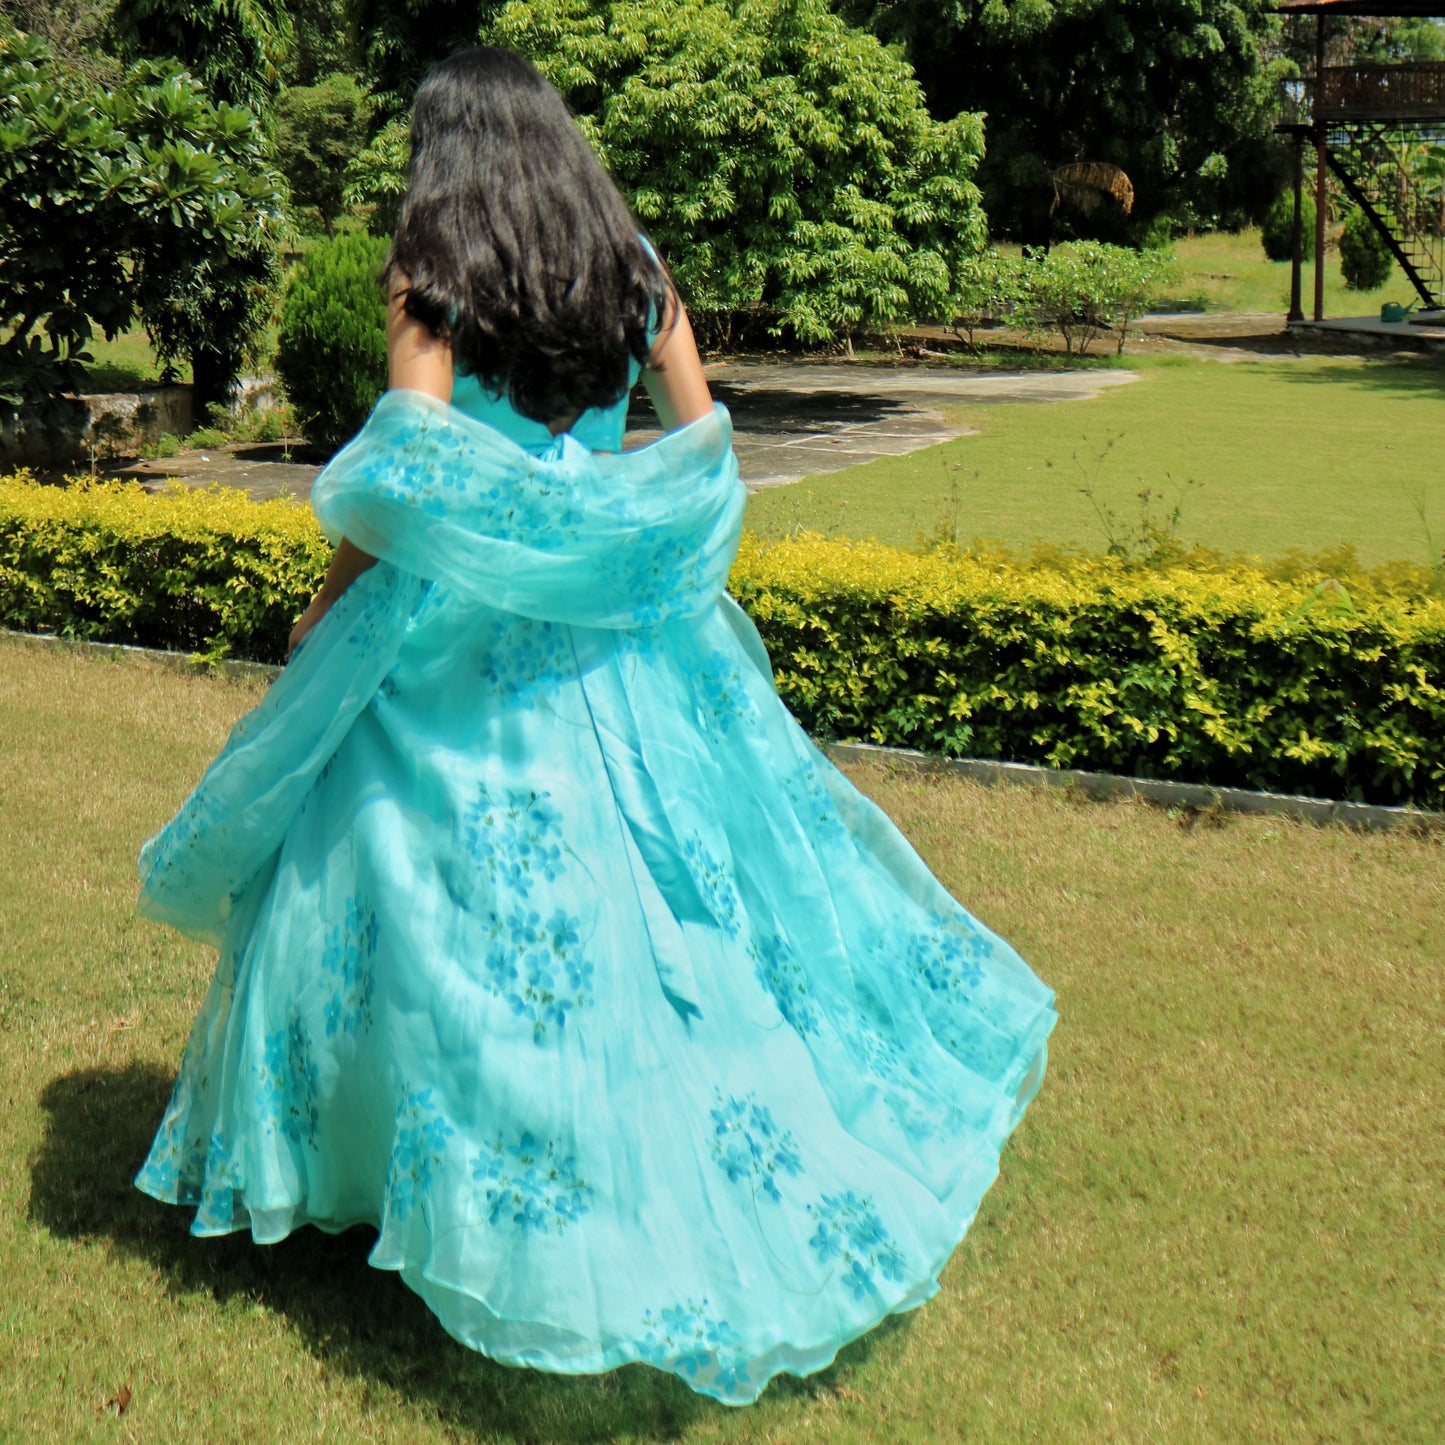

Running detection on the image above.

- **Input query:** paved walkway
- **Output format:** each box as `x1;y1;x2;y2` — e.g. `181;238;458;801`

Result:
116;360;1137;500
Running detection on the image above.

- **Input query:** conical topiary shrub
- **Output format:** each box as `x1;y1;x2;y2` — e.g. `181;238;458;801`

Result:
276;232;389;450
1260;190;1315;263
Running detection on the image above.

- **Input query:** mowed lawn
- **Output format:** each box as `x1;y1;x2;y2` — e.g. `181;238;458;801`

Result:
2;638;1441;1443
744;353;1445;568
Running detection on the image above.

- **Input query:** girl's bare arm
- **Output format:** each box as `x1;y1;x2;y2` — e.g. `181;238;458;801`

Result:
642;292;713;431
288;279;452;657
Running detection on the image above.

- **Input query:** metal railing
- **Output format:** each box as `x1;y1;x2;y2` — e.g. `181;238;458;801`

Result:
1318;63;1445;121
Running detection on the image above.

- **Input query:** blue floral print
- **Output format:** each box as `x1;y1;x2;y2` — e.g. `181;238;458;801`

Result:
748;931;820;1037
322;896;377;1038
386;1087;455;1223
640;1300;751;1398
136;1045;208;1200
480;618;573;710
471;1131;593;1234
194;1132;241;1231
692;653;756;736
463;786;566;898
906;912;986;997
709;1092;803;1202
806;1192;907;1299
681;833;741;937
482;906;595;1042
257;1019;321;1148
782;758;850;846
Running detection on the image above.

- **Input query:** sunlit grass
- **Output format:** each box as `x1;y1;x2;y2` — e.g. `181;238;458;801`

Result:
3;638;1441;1442
1165;226;1412;317
744;353;1445;566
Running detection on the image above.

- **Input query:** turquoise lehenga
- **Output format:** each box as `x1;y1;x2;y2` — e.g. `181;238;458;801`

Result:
135;359;1058;1405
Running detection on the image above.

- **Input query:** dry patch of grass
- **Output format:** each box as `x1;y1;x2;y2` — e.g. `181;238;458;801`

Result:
2;638;1441;1443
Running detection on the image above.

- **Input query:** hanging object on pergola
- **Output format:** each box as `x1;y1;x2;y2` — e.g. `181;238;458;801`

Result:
1050;162;1136;218
1275;0;1445;320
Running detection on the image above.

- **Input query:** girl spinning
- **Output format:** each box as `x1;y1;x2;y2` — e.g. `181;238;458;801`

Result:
137;46;1056;1404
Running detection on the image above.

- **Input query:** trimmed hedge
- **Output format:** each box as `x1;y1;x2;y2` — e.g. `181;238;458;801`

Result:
730;536;1445;809
0;475;327;666
3;474;1443;806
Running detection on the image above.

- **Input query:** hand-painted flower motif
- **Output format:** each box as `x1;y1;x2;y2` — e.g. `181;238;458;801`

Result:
639;1299;751;1399
135;1044;209;1201
906;911;987;997
748;931;820;1037
321;896;378;1038
482;903;595;1043
782;758;851;846
471;1130;593;1234
386;1087;455;1223
692;653;756;737
462;786;567;897
194;1131;242;1232
806;1191;907;1299
479;618;574;710
709;1092;804;1202
256;1018;322;1148
681;833;741;937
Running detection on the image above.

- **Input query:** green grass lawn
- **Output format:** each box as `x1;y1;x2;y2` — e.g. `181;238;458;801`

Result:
82;328;190;391
745;353;1445;567
1164;227;1413;317
3;638;1441;1442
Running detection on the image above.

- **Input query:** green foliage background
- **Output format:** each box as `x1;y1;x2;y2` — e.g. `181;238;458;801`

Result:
349;0;989;342
275;232;390;449
3;475;1442;808
1339;207;1394;291
846;0;1288;241
0;25;286;414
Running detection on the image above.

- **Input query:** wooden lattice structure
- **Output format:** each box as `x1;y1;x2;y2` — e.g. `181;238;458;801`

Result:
1276;0;1445;318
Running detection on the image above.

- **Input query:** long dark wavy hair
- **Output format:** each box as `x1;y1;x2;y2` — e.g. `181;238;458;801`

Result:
384;47;671;424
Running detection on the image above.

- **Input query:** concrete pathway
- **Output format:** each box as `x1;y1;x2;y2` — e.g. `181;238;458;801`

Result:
116;360;1138;501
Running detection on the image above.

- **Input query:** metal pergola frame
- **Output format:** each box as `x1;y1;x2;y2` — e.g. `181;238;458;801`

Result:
1275;0;1445;318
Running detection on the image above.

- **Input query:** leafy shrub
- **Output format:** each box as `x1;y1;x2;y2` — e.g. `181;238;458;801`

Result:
0;474;328;664
184;427;230;449
1340;208;1394;291
950;252;1027;347
349;0;989;345
1016;242;1178;355
142;433;181;460
0;26;286;417
3;471;1443;807
276;232;389;449
731;534;1445;808
1260;190;1315;263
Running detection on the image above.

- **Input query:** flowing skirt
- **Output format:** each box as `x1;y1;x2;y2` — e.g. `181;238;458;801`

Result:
135;562;1056;1404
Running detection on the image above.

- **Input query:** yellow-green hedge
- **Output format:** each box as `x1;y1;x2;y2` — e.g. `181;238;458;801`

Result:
0;475;329;665
4;475;1443;807
729;535;1445;809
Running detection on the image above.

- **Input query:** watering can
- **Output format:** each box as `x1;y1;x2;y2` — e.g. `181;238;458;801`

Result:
1380;300;1416;324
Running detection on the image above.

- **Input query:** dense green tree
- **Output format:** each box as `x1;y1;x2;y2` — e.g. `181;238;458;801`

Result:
108;0;293;110
273;71;371;234
0;0;118;78
349;0;988;342
356;0;484;118
0;26;286;414
847;0;1287;242
284;0;362;84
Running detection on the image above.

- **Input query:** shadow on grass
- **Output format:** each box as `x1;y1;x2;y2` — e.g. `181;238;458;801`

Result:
28;1062;900;1442
1270;351;1445;397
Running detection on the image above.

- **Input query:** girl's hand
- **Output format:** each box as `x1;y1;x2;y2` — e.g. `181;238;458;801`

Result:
288;594;331;659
